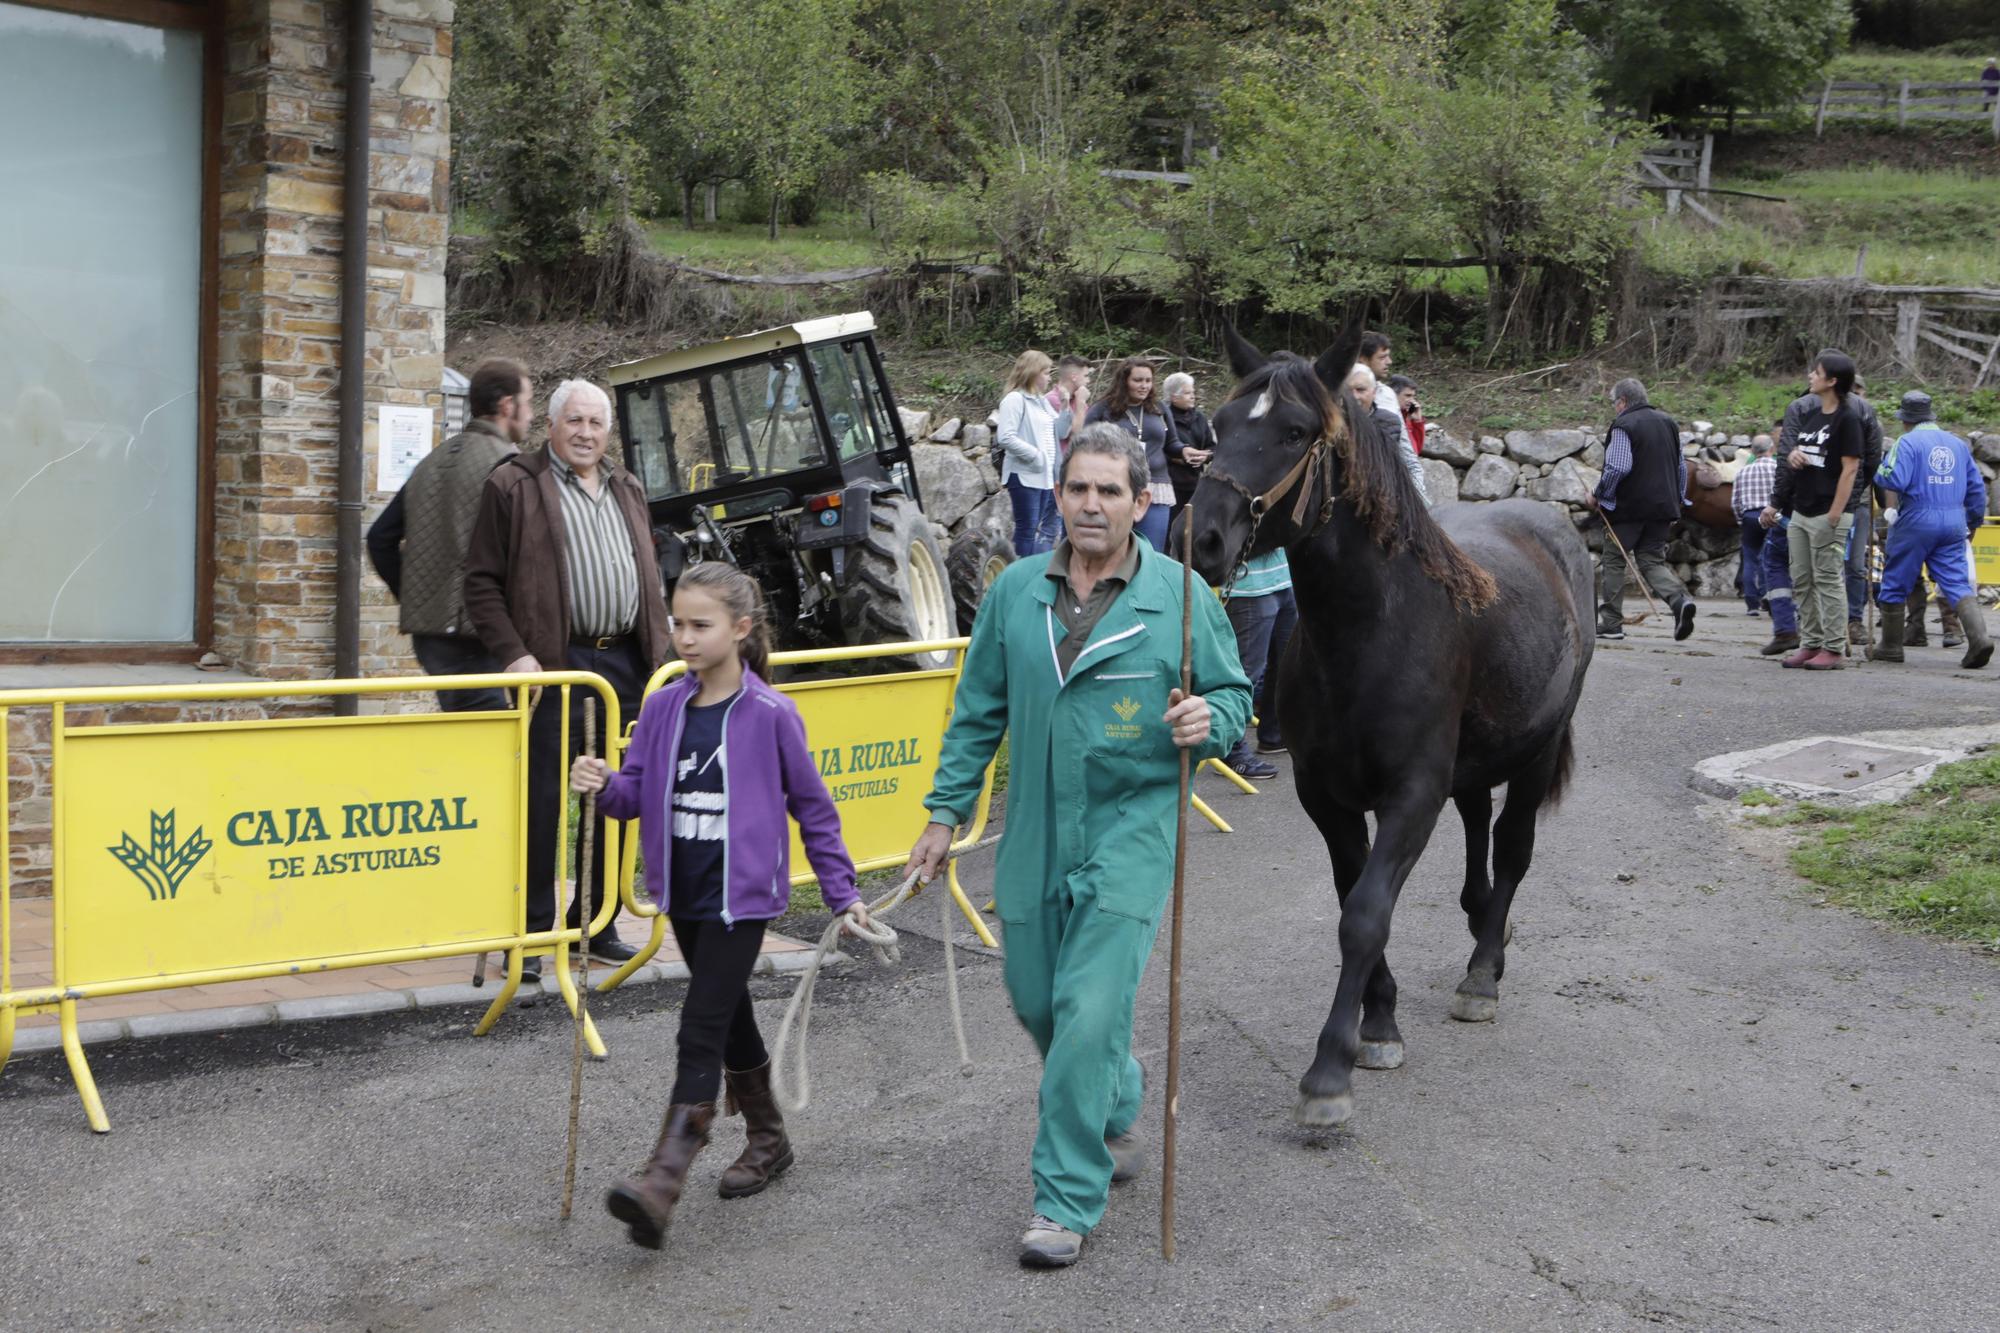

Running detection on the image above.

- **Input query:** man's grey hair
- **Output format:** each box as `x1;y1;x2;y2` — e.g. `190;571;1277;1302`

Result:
1060;422;1150;498
1750;433;1774;455
1347;364;1377;394
549;379;610;424
1610;377;1648;409
1161;371;1194;400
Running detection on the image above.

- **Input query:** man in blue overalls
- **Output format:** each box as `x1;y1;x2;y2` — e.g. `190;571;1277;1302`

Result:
1868;392;1991;670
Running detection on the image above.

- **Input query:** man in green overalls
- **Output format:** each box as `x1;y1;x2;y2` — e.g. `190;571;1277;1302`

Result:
910;423;1251;1267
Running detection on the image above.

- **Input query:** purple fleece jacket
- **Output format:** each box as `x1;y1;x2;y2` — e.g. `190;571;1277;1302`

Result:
595;670;858;922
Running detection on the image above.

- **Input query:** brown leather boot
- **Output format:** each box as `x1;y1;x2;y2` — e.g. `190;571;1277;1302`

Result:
605;1103;714;1249
718;1061;794;1199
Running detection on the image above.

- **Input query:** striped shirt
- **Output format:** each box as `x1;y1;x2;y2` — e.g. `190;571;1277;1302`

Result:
1733;455;1776;514
549;452;640;638
1225;550;1292;599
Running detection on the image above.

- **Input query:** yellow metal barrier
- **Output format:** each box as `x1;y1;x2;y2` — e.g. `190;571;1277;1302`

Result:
597;638;1002;993
0;672;623;1133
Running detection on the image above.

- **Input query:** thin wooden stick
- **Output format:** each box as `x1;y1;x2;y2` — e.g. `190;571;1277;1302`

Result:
560;698;598;1221
1163;507;1196;1261
1602;519;1666;624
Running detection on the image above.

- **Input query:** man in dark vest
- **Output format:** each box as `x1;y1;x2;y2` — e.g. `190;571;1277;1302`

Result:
366;358;533;710
1586;378;1696;642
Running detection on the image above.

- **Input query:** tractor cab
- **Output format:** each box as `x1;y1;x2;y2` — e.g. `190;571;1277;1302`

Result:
607;313;961;661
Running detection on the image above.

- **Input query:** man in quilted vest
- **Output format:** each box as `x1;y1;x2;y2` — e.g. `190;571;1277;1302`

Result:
366;359;532;710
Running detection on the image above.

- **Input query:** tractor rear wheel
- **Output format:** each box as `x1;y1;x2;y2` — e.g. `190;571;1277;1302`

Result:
849;494;955;667
946;529;1016;633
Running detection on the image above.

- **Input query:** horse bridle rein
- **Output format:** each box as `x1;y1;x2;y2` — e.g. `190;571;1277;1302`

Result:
1202;432;1337;591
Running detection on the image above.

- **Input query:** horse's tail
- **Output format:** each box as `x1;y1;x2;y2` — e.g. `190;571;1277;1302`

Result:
1541;723;1576;812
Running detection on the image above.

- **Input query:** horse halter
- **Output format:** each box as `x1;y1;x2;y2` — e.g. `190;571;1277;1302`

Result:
1203;432;1337;590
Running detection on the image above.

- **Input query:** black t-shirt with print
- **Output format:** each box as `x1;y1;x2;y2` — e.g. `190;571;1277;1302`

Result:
1789;401;1864;519
667;694;732;919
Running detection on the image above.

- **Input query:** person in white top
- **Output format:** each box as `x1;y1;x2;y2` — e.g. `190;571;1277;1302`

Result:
1354;331;1427;501
996;350;1065;555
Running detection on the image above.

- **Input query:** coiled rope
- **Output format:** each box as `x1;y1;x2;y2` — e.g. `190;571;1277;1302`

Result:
770;837;999;1113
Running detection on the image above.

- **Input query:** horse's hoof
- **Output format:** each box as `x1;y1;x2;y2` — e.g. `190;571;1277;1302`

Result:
1294;1091;1355;1127
1450;991;1499;1023
1356;1040;1406;1070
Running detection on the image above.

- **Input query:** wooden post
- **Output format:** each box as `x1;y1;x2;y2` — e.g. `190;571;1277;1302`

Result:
1898;80;1909;128
1991;92;2000;142
1895;297;1922;372
1853;245;1868;280
1815;78;1833;136
1666;187;1680;217
1697;133;1713;194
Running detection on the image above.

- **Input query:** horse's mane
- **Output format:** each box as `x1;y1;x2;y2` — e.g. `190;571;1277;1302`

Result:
1228;354;1497;612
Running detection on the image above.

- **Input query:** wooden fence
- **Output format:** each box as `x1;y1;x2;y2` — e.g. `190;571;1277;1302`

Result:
1715;79;2000;139
1705;279;2000;387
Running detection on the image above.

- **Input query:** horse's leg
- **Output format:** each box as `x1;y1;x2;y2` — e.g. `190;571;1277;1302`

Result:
1297;795;1443;1127
1316;809;1404;1072
1454;787;1493;941
1452;750;1557;1023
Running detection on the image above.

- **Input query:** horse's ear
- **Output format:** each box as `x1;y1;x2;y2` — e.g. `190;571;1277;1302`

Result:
1312;323;1365;396
1222;321;1268;379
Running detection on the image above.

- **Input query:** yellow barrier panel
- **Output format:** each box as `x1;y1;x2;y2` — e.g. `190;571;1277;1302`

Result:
597;638;1001;994
0;673;622;1134
1974;527;2000;585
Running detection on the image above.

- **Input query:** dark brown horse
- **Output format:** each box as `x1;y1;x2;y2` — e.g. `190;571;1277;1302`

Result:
1188;329;1595;1127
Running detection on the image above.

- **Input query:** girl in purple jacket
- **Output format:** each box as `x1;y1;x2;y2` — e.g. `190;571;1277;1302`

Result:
571;562;869;1250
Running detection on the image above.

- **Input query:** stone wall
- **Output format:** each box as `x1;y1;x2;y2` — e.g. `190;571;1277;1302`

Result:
214;0;451;682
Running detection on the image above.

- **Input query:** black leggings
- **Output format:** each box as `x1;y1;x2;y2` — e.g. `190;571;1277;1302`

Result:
669;916;769;1105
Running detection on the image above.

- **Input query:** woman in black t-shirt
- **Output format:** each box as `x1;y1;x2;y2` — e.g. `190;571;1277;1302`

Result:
1781;352;1865;670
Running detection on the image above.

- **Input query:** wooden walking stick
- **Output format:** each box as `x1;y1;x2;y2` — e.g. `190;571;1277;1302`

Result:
1163;507;1196;1261
560;697;598;1221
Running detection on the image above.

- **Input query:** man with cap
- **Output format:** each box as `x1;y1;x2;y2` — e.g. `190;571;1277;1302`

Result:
1868;392;1991;670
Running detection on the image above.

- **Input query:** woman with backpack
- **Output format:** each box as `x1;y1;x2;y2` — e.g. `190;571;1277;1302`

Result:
994;350;1065;556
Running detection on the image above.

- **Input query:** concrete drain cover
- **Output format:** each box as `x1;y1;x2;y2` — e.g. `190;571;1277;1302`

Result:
1741;739;1936;792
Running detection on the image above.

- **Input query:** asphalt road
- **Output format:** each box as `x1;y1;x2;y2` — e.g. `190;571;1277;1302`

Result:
5;609;1999;1331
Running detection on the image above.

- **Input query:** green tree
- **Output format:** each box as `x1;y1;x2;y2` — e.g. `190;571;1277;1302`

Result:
671;0;871;238
453;0;647;262
1561;0;1852;119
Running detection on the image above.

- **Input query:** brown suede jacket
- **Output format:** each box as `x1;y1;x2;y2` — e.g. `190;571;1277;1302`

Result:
462;447;672;673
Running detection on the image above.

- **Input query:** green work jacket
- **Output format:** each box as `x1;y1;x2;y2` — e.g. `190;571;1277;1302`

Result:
924;540;1252;923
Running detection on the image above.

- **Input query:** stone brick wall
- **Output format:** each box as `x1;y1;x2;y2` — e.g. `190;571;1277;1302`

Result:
213;0;452;682
6;0;454;896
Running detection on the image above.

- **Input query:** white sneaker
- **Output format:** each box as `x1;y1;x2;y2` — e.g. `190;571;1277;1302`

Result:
1019;1214;1083;1267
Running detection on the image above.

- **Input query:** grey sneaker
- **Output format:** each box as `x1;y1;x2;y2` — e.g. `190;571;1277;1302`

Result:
1107;1129;1145;1183
1020;1214;1084;1268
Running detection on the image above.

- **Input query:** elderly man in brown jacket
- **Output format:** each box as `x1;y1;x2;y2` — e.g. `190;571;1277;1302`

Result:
465;378;672;973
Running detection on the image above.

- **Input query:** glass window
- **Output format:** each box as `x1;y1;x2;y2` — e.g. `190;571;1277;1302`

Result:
0;4;204;643
809;341;886;463
621;354;832;502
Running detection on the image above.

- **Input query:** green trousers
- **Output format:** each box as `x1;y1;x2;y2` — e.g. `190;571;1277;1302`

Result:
1000;879;1161;1235
1788;510;1853;653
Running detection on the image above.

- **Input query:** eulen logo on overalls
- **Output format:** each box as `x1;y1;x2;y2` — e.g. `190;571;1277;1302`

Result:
1105;695;1144;741
1928;445;1954;483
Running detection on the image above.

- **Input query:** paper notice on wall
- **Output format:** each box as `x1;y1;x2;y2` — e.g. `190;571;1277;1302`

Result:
376;404;435;491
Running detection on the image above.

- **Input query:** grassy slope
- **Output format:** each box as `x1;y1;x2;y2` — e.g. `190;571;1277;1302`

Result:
1745;754;2000;954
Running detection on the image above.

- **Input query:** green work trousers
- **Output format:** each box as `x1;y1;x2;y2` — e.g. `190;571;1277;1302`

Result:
1000;877;1161;1236
1788;510;1853;653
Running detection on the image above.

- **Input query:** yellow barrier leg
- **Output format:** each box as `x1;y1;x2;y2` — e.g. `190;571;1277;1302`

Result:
473;949;524;1037
1202;755;1258;796
1191;794;1232;834
0;1006;14;1080
946;861;1000;949
58;999;109;1135
553;936;607;1059
596;912;665;994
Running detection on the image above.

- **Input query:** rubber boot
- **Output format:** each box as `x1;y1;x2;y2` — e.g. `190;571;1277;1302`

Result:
605;1103;714;1249
1941;594;1965;649
1868;604;1905;663
1904;600;1929;646
718;1061;794;1198
1957;598;1993;670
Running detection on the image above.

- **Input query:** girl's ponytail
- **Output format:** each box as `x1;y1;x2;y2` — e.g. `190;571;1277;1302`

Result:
676;562;773;679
